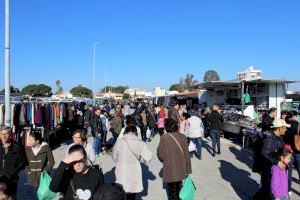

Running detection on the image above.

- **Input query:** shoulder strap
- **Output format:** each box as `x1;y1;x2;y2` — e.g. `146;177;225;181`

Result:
123;139;141;162
168;133;184;156
70;180;76;195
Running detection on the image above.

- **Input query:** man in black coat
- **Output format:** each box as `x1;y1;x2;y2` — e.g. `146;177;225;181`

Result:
253;119;290;200
91;108;104;155
261;107;277;132
209;104;224;156
0;126;27;197
84;105;93;137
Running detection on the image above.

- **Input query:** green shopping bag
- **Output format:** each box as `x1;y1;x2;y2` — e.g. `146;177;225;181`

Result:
179;174;196;200
37;171;57;200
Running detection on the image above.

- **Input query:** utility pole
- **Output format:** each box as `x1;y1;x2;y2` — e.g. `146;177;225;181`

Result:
4;0;11;127
105;66;107;94
93;41;101;106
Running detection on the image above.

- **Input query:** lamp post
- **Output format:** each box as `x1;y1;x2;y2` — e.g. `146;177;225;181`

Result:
93;41;101;106
4;0;11;126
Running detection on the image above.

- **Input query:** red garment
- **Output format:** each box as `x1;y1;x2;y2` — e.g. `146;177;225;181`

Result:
159;109;166;118
34;104;39;124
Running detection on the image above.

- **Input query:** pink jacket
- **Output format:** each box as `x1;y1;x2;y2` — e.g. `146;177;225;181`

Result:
157;118;165;128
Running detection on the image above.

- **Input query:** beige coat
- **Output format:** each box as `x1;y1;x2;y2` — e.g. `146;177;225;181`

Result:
112;133;152;193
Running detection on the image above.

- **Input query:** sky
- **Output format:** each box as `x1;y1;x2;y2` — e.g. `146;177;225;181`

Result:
0;0;300;93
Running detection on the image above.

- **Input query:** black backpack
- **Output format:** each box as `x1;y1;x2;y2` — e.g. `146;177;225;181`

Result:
93;183;126;200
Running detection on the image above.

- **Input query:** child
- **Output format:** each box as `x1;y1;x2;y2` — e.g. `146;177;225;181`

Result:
271;148;292;200
179;113;189;137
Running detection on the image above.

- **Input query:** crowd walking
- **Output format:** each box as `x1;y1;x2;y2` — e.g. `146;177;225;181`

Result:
0;99;300;199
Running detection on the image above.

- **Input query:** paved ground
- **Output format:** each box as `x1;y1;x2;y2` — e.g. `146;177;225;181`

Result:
17;133;300;200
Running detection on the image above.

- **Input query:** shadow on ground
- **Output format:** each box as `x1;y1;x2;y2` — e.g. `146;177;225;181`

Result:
229;146;253;170
219;160;259;200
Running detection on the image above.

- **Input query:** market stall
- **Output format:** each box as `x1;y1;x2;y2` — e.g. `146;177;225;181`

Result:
200;78;299;147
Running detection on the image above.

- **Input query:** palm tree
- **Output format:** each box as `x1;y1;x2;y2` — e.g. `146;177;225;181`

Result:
203;70;221;82
55;80;63;93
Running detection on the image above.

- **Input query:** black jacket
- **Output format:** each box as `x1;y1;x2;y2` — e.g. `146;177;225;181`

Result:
261;133;284;169
209;110;224;131
91;115;103;137
202;113;210;130
261;113;274;132
284;119;299;151
84;109;93;128
146;110;156;128
0;141;27;181
50;162;104;200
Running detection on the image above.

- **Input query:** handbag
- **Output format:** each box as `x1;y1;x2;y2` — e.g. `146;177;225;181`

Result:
294;124;300;152
188;141;197;152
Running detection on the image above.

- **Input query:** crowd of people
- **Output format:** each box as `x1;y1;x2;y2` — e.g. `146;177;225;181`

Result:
0;99;299;200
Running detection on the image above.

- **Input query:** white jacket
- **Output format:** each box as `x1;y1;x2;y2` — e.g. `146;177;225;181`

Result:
187;116;204;138
112;133;152;193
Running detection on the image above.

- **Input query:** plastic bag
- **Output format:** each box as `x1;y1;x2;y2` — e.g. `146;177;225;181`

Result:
188;141;197;152
37;171;57;200
146;128;151;139
180;174;196;200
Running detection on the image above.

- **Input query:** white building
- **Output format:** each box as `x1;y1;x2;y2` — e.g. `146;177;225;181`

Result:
124;88;146;98
153;87;166;97
166;90;179;95
237;66;262;80
52;92;73;99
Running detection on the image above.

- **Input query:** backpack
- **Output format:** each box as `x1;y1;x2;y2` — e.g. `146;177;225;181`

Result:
93;183;126;200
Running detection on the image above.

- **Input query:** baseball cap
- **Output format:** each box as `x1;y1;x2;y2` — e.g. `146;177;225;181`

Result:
271;119;291;128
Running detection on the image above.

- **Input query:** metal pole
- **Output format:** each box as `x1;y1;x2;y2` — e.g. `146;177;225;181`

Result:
5;0;11;127
241;81;245;113
105;66;107;94
93;42;101;106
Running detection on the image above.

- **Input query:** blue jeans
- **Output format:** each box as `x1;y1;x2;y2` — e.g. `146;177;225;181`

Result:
210;130;221;154
150;128;156;138
277;196;289;200
112;132;117;144
93;136;102;155
190;137;202;158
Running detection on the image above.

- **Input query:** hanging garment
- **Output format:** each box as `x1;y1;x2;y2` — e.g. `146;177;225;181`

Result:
11;104;15;127
19;104;26;126
0;104;4;126
31;103;34;125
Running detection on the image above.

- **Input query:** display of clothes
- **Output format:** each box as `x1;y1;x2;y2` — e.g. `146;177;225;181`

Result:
0;102;70;130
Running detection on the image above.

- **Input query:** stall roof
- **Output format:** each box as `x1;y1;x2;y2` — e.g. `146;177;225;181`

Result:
200;78;300;89
175;91;199;97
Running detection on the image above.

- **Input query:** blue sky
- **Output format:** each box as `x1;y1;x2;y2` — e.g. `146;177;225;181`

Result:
0;0;300;92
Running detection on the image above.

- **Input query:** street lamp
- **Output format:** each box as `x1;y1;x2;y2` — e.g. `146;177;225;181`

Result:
93;41;101;106
4;0;11;126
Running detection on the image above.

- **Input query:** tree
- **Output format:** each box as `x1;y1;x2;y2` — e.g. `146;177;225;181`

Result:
204;70;221;82
1;86;21;94
55;80;63;93
170;84;187;92
70;85;92;98
123;93;131;100
184;74;194;87
22;84;52;96
101;86;129;93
